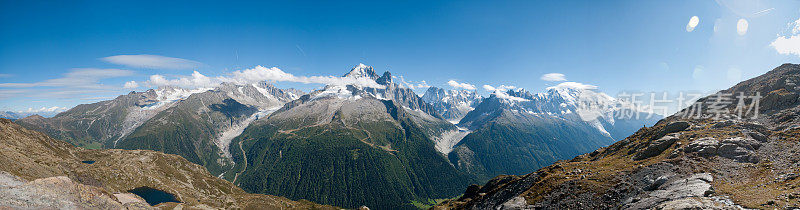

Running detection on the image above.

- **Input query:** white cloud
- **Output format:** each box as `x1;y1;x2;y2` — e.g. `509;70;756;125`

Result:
145;65;385;89
102;54;203;70
0;74;11;78
737;18;748;36
148;71;216;88
546;82;597;90
771;35;800;56
20;106;68;113
540;73;567;81
482;84;516;92
771;18;800;57
686;16;700;32
123;81;139;89
447;80;476;90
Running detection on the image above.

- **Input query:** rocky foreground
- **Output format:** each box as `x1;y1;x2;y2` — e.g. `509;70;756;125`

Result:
0;118;335;209
436;63;800;209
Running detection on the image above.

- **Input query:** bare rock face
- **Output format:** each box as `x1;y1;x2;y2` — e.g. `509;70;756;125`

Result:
686;137;720;156
634;134;679;160
664;121;690;134
655;197;742;210
623;173;717;209
0;172;151;209
685;137;760;163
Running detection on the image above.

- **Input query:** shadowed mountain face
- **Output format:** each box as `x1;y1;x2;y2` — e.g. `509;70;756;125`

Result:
437;63;800;209
0;118;335;209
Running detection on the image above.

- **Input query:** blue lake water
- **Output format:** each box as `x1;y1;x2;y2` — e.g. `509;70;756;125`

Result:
128;187;180;206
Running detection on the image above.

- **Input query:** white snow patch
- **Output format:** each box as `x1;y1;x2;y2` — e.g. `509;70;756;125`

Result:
251;84;276;100
216;106;281;158
312;85;358;100
432;127;471;154
142;87;211;110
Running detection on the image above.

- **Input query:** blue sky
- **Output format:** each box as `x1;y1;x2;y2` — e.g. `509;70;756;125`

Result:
1;0;800;112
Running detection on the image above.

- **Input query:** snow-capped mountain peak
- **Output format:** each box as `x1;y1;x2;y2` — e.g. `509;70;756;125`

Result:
422;86;483;122
343;63;380;80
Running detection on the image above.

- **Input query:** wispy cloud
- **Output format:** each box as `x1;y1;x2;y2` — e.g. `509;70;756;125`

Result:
447;80;476;90
102;54;203;70
123;81;139;89
0;74;12;78
19;106;68;113
0;68;133;101
0;68;134;89
145;65;385;89
540;73;567;82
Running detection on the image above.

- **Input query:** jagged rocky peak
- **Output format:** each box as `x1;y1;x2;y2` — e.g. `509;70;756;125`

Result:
422;86;484;122
343;63;380;80
376;71;393;85
422;86;448;101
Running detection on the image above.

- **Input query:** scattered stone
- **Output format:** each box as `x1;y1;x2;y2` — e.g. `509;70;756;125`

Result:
718;137;760;163
664;121;690;134
743;130;768;142
712;120;736;128
645;175;671;191
685;137;760;163
686;137;719;156
634;135;679;160
499;196;531;210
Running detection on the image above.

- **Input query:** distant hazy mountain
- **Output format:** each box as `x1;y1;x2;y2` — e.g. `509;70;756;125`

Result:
228;64;473;209
422;86;483;123
0;110;63;119
0;111;23;119
449;85;659;180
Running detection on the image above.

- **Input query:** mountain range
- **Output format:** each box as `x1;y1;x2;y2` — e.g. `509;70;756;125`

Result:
437;63;800;209
11;63;660;209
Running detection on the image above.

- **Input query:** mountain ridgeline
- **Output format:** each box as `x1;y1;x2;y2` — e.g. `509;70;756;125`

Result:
13;63;660;209
437;63;800;209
